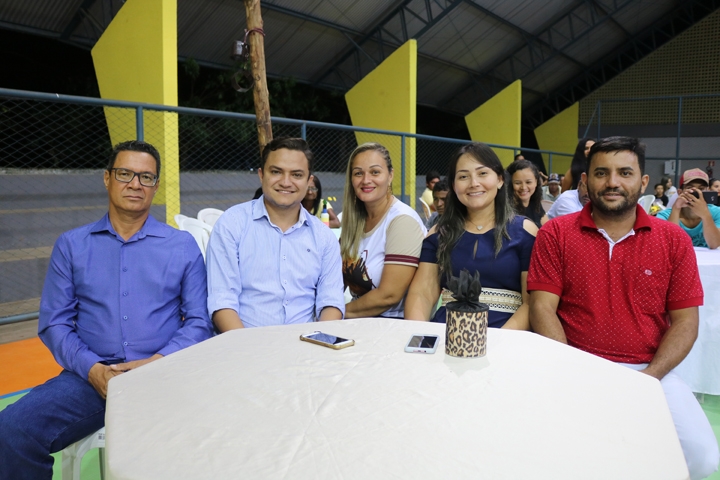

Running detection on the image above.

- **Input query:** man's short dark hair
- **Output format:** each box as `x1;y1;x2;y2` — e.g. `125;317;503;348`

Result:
587;136;646;174
655;183;664;189
260;137;313;173
433;179;449;193
107;140;161;176
426;171;441;184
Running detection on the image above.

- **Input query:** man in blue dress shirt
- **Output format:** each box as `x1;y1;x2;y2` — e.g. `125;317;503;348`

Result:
0;141;213;479
207;137;344;330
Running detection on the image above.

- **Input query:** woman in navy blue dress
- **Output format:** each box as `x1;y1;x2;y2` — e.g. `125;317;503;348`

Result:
405;142;537;329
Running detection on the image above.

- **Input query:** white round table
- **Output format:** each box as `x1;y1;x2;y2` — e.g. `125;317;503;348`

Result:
105;318;688;479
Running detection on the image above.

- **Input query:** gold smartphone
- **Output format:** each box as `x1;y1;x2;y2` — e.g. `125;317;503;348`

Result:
300;331;355;350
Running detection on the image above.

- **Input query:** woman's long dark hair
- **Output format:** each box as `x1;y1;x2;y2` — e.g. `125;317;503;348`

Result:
661;176;673;191
436;143;514;280
306;175;323;215
506;160;543;218
570;138;593;190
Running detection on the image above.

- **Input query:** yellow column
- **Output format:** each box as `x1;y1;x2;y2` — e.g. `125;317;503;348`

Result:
534;102;579;174
345;40;417;207
91;0;180;226
464;80;522;167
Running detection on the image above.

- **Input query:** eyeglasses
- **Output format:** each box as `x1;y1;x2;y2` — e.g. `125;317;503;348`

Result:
109;168;158;187
307;187;319;193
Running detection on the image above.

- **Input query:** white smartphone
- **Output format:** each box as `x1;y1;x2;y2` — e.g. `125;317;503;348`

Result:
300;331;355;350
404;334;439;354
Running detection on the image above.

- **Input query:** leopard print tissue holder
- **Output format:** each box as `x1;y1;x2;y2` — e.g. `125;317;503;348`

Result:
445;302;489;358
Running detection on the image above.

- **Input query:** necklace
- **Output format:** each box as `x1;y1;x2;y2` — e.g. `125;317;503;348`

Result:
467;218;483;231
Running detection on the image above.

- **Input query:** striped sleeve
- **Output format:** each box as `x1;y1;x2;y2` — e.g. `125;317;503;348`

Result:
384;214;424;266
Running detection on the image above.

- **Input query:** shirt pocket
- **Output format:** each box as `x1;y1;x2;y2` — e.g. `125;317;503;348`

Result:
633;264;670;314
289;243;323;291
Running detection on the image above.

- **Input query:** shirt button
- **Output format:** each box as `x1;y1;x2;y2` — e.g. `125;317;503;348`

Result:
283;280;287;284
283;255;286;260
123;292;128;296
123;267;128;272
123;315;128;320
123;342;128;346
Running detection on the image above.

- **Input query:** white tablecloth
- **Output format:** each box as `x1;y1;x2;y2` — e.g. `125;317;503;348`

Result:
675;247;720;394
105;319;687;479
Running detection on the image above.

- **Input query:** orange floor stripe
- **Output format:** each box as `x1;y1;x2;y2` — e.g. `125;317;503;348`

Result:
0;337;61;396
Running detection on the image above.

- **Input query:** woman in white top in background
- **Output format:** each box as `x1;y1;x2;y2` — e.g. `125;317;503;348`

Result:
661;175;678;197
340;143;427;318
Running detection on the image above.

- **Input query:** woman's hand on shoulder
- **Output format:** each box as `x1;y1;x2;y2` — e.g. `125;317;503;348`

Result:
522;218;539;237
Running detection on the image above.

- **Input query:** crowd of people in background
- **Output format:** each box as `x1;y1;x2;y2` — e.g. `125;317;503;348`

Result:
1;136;719;480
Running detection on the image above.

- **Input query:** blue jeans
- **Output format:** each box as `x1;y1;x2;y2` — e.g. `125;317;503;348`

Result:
0;370;106;480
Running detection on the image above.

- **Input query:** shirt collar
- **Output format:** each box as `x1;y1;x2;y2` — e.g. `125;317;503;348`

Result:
251;196;310;228
578;202;652;232
90;213;167;241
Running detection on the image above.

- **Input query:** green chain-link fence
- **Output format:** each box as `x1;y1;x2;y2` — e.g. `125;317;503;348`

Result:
0;88;571;321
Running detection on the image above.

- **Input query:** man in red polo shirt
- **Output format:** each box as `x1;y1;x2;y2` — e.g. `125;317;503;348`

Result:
528;136;719;480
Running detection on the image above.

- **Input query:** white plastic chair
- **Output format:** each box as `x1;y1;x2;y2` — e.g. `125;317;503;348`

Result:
179;217;212;260
197;208;224;228
541;199;554;213
174;214;189;229
639;195;655;213
418;197;431;220
61;427;105;480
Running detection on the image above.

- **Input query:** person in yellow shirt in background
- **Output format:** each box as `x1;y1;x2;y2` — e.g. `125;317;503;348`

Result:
420;171;440;213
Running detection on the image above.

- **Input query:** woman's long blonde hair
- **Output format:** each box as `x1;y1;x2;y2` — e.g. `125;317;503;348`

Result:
339;143;393;260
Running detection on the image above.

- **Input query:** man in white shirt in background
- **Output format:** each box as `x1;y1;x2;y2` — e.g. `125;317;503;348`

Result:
547;176;590;219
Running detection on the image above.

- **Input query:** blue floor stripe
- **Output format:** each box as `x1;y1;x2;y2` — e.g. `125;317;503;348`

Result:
0;388;31;399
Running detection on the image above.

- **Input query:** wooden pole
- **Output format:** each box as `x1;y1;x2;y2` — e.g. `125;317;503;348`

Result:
244;0;272;153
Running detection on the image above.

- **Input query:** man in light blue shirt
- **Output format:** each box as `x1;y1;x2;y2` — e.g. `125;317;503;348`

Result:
656;168;720;249
0;141;212;479
207;137;344;330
